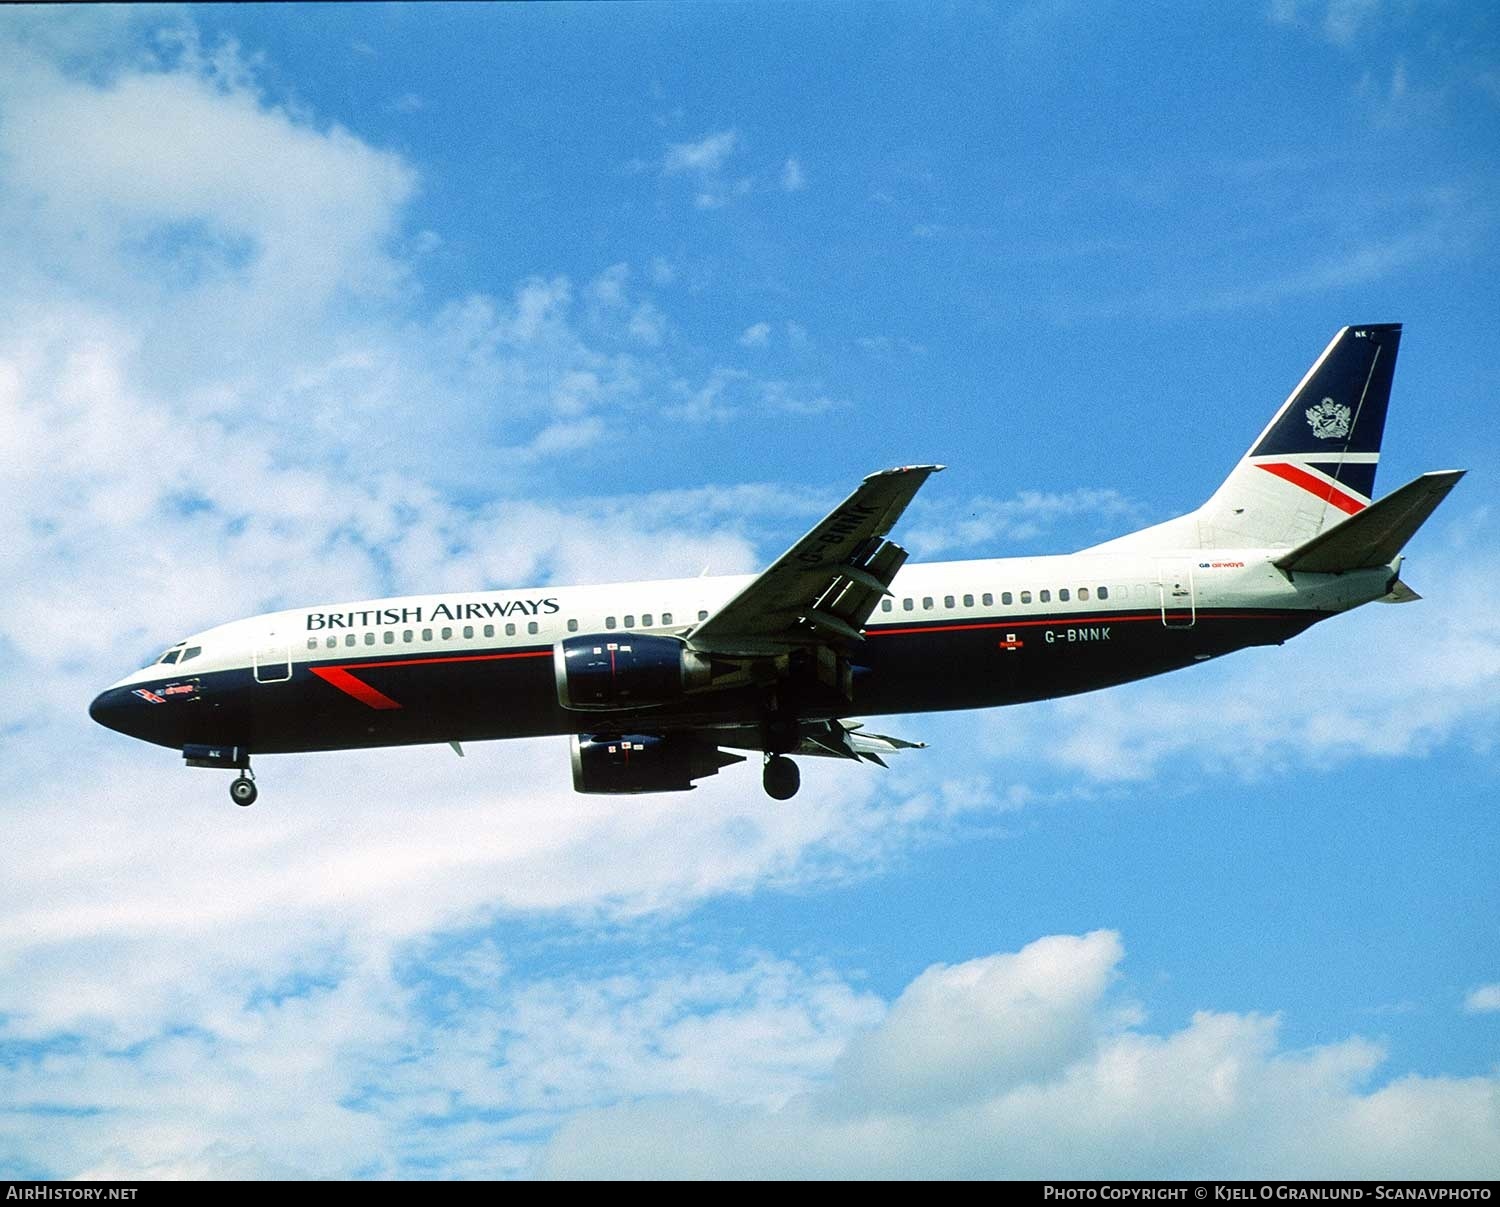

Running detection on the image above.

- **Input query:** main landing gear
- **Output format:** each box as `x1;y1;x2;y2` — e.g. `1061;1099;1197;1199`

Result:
230;770;258;807
762;754;800;800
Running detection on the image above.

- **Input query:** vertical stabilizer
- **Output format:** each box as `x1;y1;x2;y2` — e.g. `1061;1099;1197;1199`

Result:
1089;325;1404;554
1196;323;1400;549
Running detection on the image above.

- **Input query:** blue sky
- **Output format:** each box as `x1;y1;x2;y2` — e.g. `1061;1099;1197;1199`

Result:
1;1;1497;1179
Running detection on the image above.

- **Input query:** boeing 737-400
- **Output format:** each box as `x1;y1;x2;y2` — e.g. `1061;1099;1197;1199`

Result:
90;324;1464;805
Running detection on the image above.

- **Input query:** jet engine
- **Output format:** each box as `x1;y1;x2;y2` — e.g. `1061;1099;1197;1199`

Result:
570;733;744;794
554;634;728;711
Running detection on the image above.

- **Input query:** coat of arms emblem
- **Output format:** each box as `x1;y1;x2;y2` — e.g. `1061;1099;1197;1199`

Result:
1306;398;1352;440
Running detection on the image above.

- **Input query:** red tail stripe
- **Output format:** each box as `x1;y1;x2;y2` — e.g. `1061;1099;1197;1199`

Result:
1256;462;1366;515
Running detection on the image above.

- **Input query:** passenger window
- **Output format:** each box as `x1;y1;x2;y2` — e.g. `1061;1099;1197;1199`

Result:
903;598;914;612
463;625;474;639
528;621;539;635
364;632;376;645
944;595;955;609
566;619;578;633
963;594;974;607
642;614;653;627
1079;587;1090;601
1098;587;1108;601
441;627;452;640
307;638;317;650
605;616;617;629
1001;592;1013;605
698;610;708;621
403;629;413;643
881;598;893;613
662;612;673;625
1135;584;1149;600
624;615;635;628
384;631;395;644
326;636;337;649
1059;589;1070;602
422;628;433;641
1020;591;1032;604
1040;589;1051;603
484;624;495;638
505;623;516;637
982;592;993;606
345;634;356;647
922;597;933;610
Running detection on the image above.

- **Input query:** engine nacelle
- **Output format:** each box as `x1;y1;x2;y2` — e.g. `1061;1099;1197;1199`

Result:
570;733;744;794
554;633;699;711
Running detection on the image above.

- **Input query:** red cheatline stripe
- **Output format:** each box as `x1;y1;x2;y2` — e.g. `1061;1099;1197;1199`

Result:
867;611;1296;638
1256;462;1366;515
331;650;552;671
309;666;403;710
311;648;552;709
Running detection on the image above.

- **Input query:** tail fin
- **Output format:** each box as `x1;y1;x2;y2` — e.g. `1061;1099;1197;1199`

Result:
1196;323;1401;549
1088;325;1404;553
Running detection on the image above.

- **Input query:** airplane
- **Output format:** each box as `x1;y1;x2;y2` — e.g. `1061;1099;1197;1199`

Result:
90;324;1464;806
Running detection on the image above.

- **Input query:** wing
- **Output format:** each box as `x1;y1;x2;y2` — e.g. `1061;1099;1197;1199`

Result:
688;464;944;655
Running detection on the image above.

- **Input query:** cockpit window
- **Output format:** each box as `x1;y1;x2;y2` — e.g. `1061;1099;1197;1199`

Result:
181;646;201;662
158;649;181;665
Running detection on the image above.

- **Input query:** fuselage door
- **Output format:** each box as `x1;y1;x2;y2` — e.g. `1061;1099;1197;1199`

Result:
253;639;292;683
1156;560;1196;629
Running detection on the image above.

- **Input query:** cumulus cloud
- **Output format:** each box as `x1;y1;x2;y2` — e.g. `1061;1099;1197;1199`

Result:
1463;984;1500;1014
541;931;1500;1179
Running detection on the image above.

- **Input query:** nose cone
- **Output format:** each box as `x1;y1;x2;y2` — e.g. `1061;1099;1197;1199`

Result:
89;685;184;749
89;686;132;734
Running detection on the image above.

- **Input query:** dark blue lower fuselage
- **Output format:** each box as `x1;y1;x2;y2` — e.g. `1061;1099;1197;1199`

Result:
89;607;1321;757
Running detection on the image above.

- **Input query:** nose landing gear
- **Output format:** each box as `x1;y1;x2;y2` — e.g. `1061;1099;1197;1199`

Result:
230;772;258;807
762;754;800;800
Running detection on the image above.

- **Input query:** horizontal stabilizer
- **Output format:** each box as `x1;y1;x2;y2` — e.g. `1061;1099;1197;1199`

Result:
1274;470;1465;573
1378;578;1423;604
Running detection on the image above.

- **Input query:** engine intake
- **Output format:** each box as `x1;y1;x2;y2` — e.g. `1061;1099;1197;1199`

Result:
570;733;744;794
554;633;696;711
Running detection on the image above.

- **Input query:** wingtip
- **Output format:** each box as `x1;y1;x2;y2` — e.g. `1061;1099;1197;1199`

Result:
865;463;946;481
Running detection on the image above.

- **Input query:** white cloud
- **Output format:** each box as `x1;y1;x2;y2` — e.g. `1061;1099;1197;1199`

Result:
739;321;771;347
780;157;806;192
663;128;739;176
540;931;1500;1179
663;129;747;209
0;40;417;323
1463;984;1500;1014
664;366;748;423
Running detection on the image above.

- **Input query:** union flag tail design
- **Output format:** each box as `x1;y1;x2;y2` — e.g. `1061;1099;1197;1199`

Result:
1196;324;1400;549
